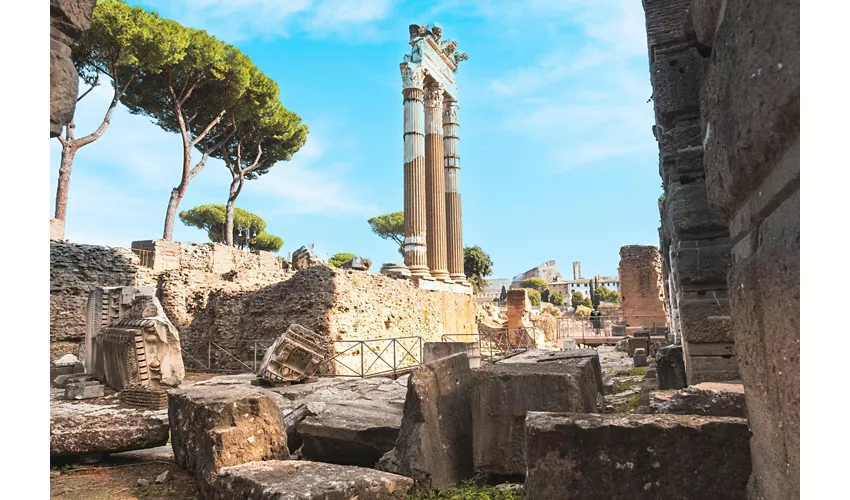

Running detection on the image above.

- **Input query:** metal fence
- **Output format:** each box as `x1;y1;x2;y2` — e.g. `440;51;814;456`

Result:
182;336;424;379
556;315;666;339
442;327;536;359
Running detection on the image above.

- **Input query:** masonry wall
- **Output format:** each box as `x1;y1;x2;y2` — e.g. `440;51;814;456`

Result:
641;1;799;498
642;0;738;385
618;245;668;331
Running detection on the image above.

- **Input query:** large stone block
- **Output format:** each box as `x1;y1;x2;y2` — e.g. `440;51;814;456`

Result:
642;0;691;56
378;353;474;491
674;239;732;286
700;0;799;218
211;460;413;500
168;385;288;490
471;359;601;475
688;0;724;48
650;382;746;417
678;294;733;344
728;190;799;500
423;342;480;369
656;344;687;389
684;353;740;384
665;180;728;237
298;400;402;468
524;412;751;500
649;47;704;128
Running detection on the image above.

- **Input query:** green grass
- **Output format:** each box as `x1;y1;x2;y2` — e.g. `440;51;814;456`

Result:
629;366;648;377
615;379;642;393
407;482;525;500
625;394;641;410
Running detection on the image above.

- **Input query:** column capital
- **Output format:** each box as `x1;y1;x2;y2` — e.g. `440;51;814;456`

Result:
400;62;425;91
443;100;459;124
424;82;444;109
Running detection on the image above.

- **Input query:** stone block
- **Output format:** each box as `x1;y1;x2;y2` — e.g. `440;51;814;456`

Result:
684;354;740;384
168;385;288;491
423;342;480;369
649;47;704;128
678;294;733;344
211;460;413;500
299;400;402;468
700;0;799;218
524;412;751;500
377;353;474;491
633;348;648;367
650;382;746;417
664;180;728;237
689;0;724;48
471;360;601;475
65;381;104;400
674;239;732;286
656;345;687;390
642;0;691;55
54;373;94;389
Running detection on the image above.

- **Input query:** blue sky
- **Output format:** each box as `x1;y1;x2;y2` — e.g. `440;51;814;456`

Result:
49;0;662;280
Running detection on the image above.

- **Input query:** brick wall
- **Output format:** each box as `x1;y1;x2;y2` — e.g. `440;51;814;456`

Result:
618;245;667;330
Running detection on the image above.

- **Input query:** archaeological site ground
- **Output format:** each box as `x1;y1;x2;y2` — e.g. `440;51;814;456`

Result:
43;1;800;499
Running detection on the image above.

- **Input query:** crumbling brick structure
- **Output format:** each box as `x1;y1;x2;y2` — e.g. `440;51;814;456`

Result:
641;1;799;498
641;0;738;386
618;245;667;333
506;289;529;332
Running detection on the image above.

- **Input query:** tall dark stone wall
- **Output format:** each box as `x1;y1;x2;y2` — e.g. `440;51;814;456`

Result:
641;1;800;498
50;0;97;137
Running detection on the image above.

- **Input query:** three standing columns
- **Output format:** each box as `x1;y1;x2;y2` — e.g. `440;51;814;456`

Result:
401;62;466;284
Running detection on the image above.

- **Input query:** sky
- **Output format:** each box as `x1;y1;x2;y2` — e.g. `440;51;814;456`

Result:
49;0;662;280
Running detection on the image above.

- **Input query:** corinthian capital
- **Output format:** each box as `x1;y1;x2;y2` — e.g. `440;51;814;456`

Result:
443;100;459;123
424;83;444;109
400;62;425;91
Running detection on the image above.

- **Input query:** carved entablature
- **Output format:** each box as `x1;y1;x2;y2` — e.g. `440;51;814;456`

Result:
403;23;464;100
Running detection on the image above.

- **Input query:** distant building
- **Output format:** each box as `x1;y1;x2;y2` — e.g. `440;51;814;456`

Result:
478;278;510;302
550;275;620;299
510;260;563;288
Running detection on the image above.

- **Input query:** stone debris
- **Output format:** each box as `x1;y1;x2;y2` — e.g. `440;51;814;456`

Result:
633;347;648;367
65;380;105;400
378;353;474;491
472;358;603;475
54;373;95;389
154;470;170;484
256;324;328;384
168;384;289;492
290;244;324;271
298;399;403;467
120;384;169;410
380;263;411;279
656;344;687;390
137;478;150;487
50;389;169;457
524;412;751;500
210;460;413;500
650;382;746;418
341;256;372;270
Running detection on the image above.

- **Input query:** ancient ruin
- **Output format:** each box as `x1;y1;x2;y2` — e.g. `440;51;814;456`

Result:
400;24;469;286
618;245;668;333
50;0;97;137
256;324;328;384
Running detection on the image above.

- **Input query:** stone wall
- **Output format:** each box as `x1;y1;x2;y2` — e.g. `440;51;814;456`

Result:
618;245;667;331
641;0;738;386
176;266;476;372
506;289;529;332
641;1;799;498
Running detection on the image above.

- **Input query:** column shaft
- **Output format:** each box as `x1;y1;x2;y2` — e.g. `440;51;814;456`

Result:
424;83;450;281
401;63;431;279
443;100;466;283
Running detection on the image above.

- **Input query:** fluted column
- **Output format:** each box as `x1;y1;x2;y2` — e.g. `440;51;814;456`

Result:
444;100;466;284
400;62;432;280
424;82;451;282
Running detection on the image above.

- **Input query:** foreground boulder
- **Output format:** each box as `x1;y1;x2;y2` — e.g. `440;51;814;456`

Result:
650;382;747;417
524;412;751;500
378;353;474;491
168;385;288;491
471;357;602;475
211;460;412;499
51;394;169;456
298;399;402;467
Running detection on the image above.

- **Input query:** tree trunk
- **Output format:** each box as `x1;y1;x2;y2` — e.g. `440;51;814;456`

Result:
225;175;242;246
163;113;193;241
54;144;78;223
162;187;182;241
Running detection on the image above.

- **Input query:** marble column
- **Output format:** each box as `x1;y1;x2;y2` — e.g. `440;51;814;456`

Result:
424;82;451;282
443;100;466;284
400;62;432;280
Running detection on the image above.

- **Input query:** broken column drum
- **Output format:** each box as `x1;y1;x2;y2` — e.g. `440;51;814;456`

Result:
401;24;468;283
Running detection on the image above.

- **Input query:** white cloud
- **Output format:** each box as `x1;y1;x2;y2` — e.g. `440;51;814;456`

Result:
144;0;396;42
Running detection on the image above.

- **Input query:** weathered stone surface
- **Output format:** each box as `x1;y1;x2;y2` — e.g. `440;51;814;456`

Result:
257;323;329;384
656;344;687;390
674;239;732;285
211;460;413;500
684;350;740;384
633;348;648;367
679;295;733;343
651;382;746;417
649;47;704;128
50;0;97;137
65;380;104;399
618;246;667;330
423;341;480;369
377;353;474;491
168;385;288;490
51;390;169;456
524;412;751;500
54;373;95;388
299;399;402;467
688;0;724;48
471;360;602;475
664;180;728;237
